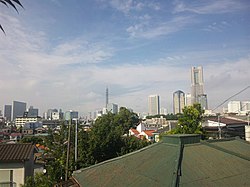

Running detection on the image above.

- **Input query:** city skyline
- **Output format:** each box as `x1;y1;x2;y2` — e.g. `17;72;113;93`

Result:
0;0;250;115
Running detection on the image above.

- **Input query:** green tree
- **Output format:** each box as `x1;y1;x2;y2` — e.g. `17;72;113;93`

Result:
168;104;204;134
22;172;52;187
114;107;139;134
0;0;23;34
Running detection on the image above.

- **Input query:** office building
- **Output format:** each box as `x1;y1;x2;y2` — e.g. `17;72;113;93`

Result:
148;95;160;116
185;93;192;106
12;101;27;121
4;105;12;121
65;110;79;120
228;101;241;113
191;66;204;104
198;94;208;110
28;106;39;117
107;103;119;114
173;90;185;114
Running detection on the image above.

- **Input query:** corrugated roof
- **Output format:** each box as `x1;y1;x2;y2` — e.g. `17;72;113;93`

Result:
73;135;250;187
0;143;37;162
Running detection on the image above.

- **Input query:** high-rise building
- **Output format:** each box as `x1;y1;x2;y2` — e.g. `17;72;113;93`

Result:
173;90;185;114
198;94;208;110
4;105;12;121
191;66;204;104
65;110;79;120
148;95;160;116
28;106;39;117
185;93;192;106
12;101;26;121
107;103;118;114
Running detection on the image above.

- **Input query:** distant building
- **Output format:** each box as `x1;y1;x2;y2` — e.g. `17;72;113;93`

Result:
28;106;39;117
12;101;26;121
4;105;12;121
198;94;208;110
47;109;58;120
65;110;78;120
148;95;160;116
228;101;241;113
173;90;185;114
228;101;250;115
107;103;118;114
15;115;42;128
160;108;167;115
185;93;192;106
191;66;204;104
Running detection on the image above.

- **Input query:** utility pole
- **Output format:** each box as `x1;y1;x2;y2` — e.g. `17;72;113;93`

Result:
75;119;78;170
65;119;71;181
218;114;221;139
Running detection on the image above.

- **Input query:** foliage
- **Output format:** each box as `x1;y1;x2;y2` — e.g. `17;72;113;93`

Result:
0;0;24;34
168;104;204;134
20;136;43;144
22;172;52;187
41;107;149;183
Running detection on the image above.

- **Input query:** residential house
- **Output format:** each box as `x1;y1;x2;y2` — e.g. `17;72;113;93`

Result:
138;130;155;142
203;117;248;139
0;144;38;186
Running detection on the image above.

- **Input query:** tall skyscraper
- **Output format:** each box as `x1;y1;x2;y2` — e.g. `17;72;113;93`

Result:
173;90;185;114
12;101;26;121
191;66;204;104
4;105;12;121
148;95;160;116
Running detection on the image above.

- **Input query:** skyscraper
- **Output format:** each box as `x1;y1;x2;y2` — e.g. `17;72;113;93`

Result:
191;66;204;104
4;105;12;121
12;101;26;121
148;95;160;116
173;90;185;114
198;94;208;110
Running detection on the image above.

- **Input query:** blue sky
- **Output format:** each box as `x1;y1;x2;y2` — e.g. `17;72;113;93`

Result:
0;0;250;116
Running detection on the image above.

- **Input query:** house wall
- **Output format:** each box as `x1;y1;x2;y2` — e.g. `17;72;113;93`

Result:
0;163;25;186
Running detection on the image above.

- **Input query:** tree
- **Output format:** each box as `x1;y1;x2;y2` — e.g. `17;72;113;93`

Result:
168;103;204;135
22;172;52;187
0;0;23;34
114;107;139;134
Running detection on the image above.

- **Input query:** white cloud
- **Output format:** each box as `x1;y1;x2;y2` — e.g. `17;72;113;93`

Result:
126;16;195;39
173;0;248;14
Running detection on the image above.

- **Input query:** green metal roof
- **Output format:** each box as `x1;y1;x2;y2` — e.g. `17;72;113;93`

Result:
73;135;250;187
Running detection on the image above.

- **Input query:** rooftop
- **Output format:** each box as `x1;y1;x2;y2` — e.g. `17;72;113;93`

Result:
0;143;37;162
73;135;250;187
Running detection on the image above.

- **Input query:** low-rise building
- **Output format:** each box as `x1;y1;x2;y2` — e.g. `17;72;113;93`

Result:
0;144;38;186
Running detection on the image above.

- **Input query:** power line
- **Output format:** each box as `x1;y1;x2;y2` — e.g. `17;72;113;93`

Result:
212;85;250;111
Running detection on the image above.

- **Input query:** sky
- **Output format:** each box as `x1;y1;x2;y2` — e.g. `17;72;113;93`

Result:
0;0;250;116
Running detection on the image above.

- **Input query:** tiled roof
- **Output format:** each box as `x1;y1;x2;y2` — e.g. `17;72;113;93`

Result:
0;143;37;162
207;117;247;125
129;128;139;135
142;130;155;136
